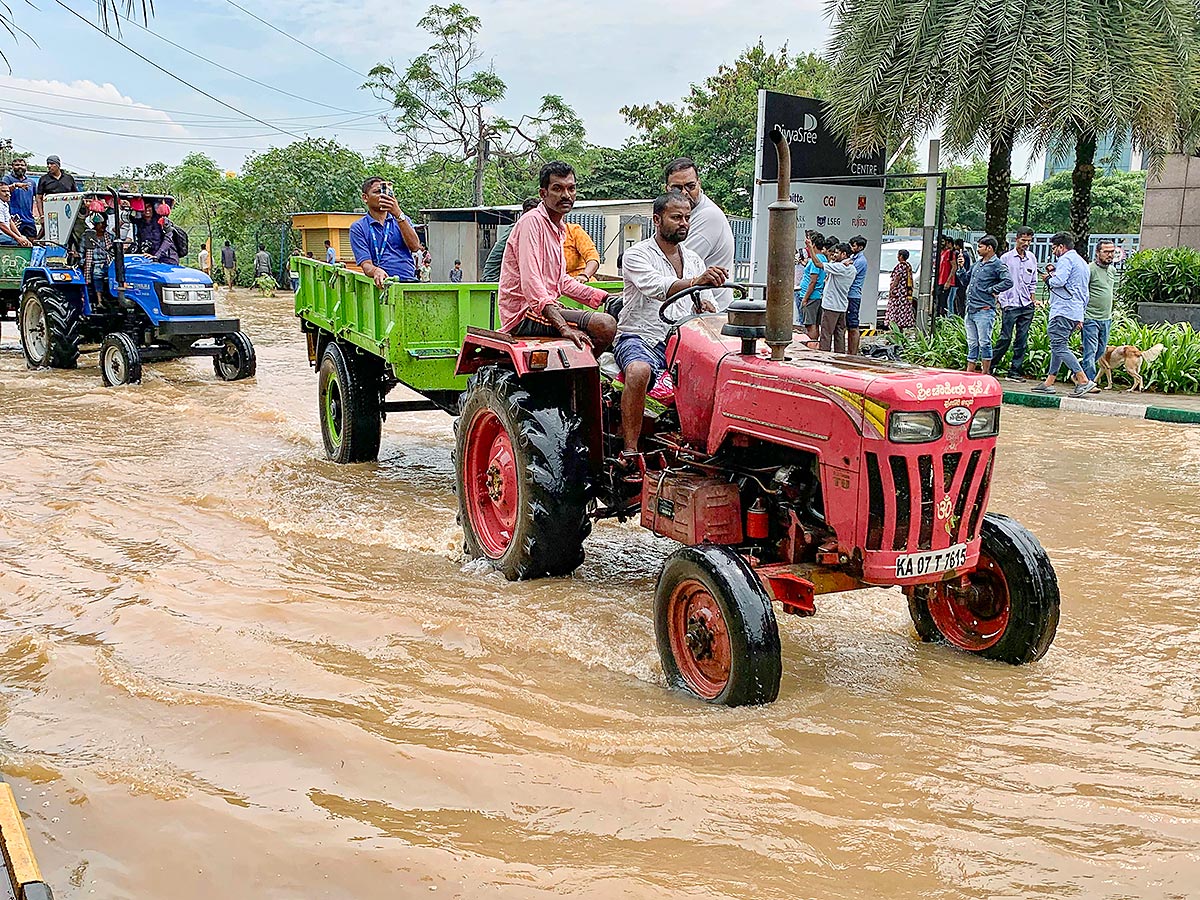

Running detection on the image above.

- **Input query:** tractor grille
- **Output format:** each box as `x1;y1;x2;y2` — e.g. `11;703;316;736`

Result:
161;299;216;317
866;449;995;551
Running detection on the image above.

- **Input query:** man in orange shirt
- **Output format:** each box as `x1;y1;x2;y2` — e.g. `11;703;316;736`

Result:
563;221;600;281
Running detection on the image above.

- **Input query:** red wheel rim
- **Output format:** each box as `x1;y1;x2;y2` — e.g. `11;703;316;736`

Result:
667;578;732;699
926;552;1011;651
463;409;519;559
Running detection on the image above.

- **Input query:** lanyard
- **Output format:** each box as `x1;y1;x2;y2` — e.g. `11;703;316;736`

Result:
370;217;394;265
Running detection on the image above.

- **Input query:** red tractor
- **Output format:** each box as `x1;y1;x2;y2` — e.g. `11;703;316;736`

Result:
450;133;1059;705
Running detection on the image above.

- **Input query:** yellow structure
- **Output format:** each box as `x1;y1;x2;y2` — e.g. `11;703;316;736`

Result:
291;212;363;269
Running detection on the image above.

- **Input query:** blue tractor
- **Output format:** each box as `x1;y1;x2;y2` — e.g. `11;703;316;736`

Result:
17;189;255;386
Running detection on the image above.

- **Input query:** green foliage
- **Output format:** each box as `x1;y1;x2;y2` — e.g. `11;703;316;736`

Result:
366;4;586;205
241;139;366;224
892;310;1200;393
1117;247;1200;308
1028;171;1146;234
253;274;277;297
620;41;834;216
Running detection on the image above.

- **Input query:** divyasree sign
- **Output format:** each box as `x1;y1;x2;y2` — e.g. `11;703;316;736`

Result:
758;92;885;182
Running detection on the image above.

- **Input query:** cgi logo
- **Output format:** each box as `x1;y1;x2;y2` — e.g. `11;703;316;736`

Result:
852;217;868;227
857;196;868;210
822;196;837;207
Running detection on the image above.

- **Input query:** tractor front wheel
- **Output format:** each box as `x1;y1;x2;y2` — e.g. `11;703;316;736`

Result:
99;333;143;386
213;331;256;381
454;365;590;580
906;512;1059;664
19;282;80;369
318;341;382;463
654;545;782;706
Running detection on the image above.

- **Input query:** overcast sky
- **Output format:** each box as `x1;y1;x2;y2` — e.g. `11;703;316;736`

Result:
0;0;1042;180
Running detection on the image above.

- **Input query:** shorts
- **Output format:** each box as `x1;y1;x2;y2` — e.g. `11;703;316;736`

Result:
510;305;595;338
846;295;862;330
613;334;668;380
801;296;822;327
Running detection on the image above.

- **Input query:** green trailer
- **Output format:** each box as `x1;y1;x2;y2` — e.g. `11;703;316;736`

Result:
0;246;31;321
293;256;619;460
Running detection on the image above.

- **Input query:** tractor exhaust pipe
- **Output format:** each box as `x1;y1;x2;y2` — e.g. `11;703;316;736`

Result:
766;127;797;361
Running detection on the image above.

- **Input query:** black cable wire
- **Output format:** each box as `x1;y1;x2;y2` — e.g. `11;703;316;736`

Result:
117;13;372;115
220;0;366;78
49;0;304;140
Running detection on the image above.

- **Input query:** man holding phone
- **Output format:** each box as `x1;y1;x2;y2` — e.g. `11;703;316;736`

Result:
350;176;422;288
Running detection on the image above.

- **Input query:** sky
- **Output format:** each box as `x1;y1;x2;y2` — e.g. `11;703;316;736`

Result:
0;0;1043;180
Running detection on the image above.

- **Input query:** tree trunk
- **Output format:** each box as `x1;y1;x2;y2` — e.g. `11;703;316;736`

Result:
473;133;488;207
1070;131;1097;259
984;128;1014;250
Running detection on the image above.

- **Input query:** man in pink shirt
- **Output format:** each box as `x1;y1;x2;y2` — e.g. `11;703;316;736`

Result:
498;161;616;350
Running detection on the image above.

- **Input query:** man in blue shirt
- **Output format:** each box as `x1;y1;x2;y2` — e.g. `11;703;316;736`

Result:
2;158;36;238
349;176;422;288
1033;232;1098;396
962;235;1013;374
324;239;336;264
796;232;826;343
846;235;868;354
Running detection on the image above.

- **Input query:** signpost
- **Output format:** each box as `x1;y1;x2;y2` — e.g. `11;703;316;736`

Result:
750;91;887;326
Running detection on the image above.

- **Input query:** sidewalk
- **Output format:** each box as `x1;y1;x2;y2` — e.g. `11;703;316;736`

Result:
1002;382;1200;425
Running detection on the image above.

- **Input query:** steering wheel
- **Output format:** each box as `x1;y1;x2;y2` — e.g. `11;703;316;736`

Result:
658;282;751;324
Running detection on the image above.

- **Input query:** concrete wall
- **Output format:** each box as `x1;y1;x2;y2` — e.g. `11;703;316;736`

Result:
1139;153;1200;251
426;221;478;282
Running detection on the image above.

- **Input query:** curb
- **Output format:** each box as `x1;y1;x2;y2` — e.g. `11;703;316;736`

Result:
1002;390;1200;425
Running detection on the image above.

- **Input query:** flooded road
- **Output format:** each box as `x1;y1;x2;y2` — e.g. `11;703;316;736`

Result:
1;289;1198;899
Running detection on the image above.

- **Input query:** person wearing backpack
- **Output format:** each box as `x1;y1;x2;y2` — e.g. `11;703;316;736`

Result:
152;202;185;265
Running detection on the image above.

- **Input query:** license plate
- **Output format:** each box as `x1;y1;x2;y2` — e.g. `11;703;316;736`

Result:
895;544;968;578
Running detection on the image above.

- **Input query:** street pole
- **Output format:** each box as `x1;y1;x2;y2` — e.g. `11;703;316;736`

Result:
918;140;940;333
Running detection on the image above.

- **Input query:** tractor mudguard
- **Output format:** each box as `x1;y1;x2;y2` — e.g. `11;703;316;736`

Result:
455;326;604;472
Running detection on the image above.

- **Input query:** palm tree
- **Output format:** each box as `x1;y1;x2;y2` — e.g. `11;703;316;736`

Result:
824;0;1200;248
2;2;152;59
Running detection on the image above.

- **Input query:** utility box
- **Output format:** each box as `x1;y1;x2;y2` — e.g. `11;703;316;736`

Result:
641;474;743;546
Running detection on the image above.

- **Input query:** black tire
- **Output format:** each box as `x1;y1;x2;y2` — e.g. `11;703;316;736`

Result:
654;545;781;706
453;365;591;580
318;341;382;463
99;332;143;386
19;281;80;369
213;331;257;381
906;512;1059;664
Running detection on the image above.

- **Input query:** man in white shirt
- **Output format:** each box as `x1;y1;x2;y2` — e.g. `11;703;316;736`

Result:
664;157;735;310
197;245;211;276
616;192;726;455
0;184;33;248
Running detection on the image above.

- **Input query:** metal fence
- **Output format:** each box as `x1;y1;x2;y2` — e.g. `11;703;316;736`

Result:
962;232;1140;268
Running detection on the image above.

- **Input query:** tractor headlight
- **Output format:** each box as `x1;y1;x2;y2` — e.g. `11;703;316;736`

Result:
888;410;943;443
164;287;213;304
969;406;1001;438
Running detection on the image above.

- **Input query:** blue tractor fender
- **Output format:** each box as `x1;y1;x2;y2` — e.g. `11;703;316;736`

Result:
20;266;90;314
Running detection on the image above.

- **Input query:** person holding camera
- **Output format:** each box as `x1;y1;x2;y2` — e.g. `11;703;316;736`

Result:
350;176;422;288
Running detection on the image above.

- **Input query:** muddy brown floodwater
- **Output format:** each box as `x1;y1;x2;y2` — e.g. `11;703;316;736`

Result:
1;289;1198;899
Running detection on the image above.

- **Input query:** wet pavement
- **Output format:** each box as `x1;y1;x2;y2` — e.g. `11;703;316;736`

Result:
1;289;1198;899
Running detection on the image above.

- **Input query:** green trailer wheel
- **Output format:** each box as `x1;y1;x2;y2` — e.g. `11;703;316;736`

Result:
318;341;382;463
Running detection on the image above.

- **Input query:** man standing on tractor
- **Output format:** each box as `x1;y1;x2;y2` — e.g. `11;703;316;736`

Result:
2;158;37;239
350;176;422;287
135;204;162;254
33;155;77;228
152;204;183;266
497;161;616;351
615;192;725;456
664;158;735;311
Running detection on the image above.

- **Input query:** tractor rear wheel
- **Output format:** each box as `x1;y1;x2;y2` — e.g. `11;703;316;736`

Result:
454;365;590;580
213;331;256;381
99;333;143;386
318;341;382;463
19;282;80;369
654;545;782;706
906;513;1059;664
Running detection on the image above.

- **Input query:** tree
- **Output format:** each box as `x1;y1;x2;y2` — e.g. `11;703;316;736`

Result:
1;1;148;64
240;138;366;225
824;0;1200;251
169;153;226;249
1027;170;1146;235
620;42;833;216
367;4;584;206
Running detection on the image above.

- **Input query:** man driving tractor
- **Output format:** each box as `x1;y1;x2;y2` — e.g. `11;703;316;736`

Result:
616;191;726;457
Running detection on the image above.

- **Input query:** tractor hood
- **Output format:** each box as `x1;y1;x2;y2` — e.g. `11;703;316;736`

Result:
670;315;1003;460
121;255;213;287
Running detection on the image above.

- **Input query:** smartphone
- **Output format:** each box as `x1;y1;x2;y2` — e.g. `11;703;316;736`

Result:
381;181;394;197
